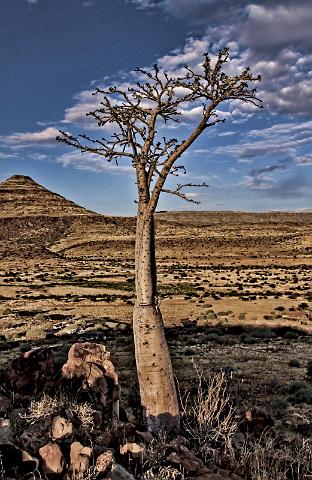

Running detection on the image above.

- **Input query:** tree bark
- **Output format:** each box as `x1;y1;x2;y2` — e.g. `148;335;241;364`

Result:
133;203;180;433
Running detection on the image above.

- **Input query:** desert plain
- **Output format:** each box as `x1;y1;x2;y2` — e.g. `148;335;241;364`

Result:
0;174;312;437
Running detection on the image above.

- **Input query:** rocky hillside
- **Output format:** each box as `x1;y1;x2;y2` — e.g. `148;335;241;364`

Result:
1;175;311;260
0;175;135;259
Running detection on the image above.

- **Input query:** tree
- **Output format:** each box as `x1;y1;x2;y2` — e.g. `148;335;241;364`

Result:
58;48;262;433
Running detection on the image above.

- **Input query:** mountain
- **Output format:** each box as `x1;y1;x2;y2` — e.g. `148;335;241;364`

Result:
0;175;95;218
0;175;134;259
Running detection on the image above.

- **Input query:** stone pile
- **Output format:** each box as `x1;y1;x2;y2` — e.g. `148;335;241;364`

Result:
0;342;251;479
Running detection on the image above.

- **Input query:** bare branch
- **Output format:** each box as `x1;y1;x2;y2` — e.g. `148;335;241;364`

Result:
162;182;209;204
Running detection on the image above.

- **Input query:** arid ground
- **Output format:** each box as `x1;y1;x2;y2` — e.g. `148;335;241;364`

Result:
1;174;312;433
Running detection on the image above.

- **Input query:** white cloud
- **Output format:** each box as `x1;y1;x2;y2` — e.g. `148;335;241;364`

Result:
1;127;59;145
242;3;312;50
56;151;134;174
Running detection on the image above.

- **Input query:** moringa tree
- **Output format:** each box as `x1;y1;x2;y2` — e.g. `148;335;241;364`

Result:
58;48;261;433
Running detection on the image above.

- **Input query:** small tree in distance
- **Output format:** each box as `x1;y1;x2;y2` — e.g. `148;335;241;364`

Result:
58;48;262;433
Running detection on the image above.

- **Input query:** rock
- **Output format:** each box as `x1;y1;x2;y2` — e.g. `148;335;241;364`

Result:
232;432;245;449
70;441;93;475
94;431;113;448
240;406;274;435
120;442;145;461
62;343;120;420
51;416;73;440
2;347;54;400
136;430;154;443
108;462;136;480
19;417;51;454
192;475;232;480
169;435;190;448
167;447;203;473
0;394;12;415
39;443;65;475
0;442;39;477
114;423;136;443
0;418;13;443
96;450;114;473
105;321;119;329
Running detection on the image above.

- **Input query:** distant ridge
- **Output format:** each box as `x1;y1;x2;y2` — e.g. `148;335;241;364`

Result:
0;175;310;259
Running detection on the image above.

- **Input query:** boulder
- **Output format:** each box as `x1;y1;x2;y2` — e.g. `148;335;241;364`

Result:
19;417;51;454
108;462;136;480
0;442;39;477
0;418;13;443
2;347;54;400
0;394;13;415
120;442;145;461
240;406;274;435
167;446;203;473
51;415;73;440
62;343;120;420
70;441;93;475
39;442;65;475
96;450;114;473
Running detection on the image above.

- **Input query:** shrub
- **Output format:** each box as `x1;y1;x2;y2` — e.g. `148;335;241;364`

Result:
307;361;312;378
289;359;301;368
241;335;258;344
180;367;237;463
250;328;276;339
270;397;288;417
284;331;299;340
288;381;312;405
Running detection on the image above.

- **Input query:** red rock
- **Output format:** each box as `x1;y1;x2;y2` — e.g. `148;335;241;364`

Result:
62;343;120;419
51;416;73;440
120;442;145;461
96;450;114;473
70;441;93;474
39;443;64;475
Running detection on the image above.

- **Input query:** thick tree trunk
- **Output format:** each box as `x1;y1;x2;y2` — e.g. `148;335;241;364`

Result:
133;203;180;433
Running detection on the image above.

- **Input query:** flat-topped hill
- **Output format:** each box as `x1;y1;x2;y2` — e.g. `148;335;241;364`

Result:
156;210;312;225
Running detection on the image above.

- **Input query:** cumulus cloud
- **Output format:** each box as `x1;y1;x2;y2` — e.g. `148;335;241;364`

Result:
1;127;59;146
215;120;312;162
242;3;312;51
57;151;134;174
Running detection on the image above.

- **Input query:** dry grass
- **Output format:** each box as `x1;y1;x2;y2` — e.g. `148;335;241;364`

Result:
143;467;184;480
180;366;237;464
232;434;312;480
26;392;94;430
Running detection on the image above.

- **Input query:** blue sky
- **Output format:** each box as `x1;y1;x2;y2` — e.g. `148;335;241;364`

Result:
0;0;311;214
